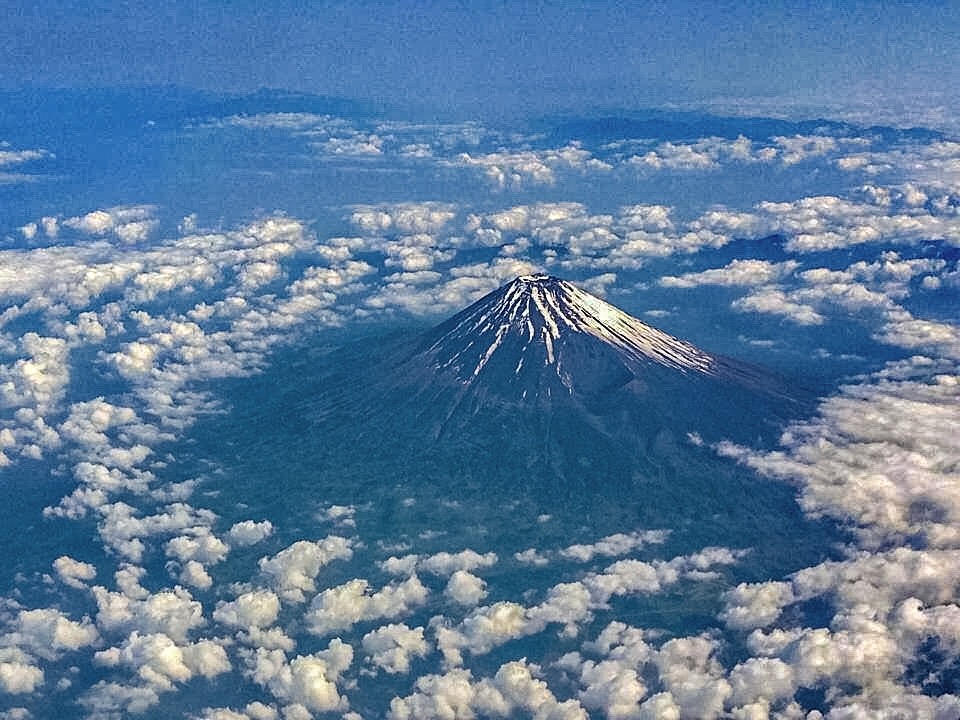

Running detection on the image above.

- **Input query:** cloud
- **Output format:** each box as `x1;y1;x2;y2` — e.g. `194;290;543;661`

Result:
879;310;960;361
58;399;146;449
213;590;282;632
0;214;330;424
361;623;429;675
474;202;591;235
227;520;274;547
0;245;134;312
514;549;550;566
450;143;610;188
241;640;353;715
64;205;159;243
5;608;99;660
94;631;230;692
0;333;70;415
0;148;52;167
836;139;960;188
731;288;825;325
574;204;738;265
316;133;384;155
209;112;495;167
388;661;587;720
93;501;221;562
194;702;279;720
701;252;959;364
576;657;647;719
660;259;800;289
257;537;354;603
0;214;344;465
560;530;669;563
718;360;960;549
720;581;794;631
165;530;230;565
707;351;960;714
386;667;477;719
653;636;731;718
562;622;760;719
434;547;741;667
443;571;488;606
0;659;44;694
727;657;796;709
755;194;960;252
211;113;337;131
364;257;542;316
304;575;429;636
771;134;851;166
92;581;204;643
0;146;53;185
53;556;98;590
177;561;213;590
351;202;457;235
78;681;161;717
622;134;867;172
319;504;356;527
417;549;498;576
631;141;720;170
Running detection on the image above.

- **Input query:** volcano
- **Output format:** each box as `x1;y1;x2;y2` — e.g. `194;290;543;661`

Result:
412;274;779;400
353;274;801;442
221;274;829;571
282;274;806;488
420;274;716;396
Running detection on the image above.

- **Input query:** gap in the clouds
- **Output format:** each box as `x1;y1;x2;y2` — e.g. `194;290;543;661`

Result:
185;320;851;604
905;637;960;698
900;241;960;323
0;459;91;590
636;283;890;388
628;238;921;386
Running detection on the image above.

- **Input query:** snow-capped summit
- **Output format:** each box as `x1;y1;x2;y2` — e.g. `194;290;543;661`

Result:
303;274;799;445
417;274;721;397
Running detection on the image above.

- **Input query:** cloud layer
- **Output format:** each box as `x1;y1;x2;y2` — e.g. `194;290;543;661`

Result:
0;95;958;718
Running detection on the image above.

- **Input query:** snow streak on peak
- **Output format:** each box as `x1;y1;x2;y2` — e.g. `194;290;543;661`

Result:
426;275;717;384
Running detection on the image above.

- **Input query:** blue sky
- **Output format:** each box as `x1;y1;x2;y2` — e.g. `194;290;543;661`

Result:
4;1;959;120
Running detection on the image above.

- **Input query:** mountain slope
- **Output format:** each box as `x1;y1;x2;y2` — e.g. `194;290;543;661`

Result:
411;274;781;401
213;278;833;578
352;275;798;445
422;274;715;383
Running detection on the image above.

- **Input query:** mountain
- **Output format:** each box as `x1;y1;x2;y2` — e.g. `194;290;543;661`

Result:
363;274;800;442
420;274;715;395
212;274;832;581
269;273;808;495
413;274;774;398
